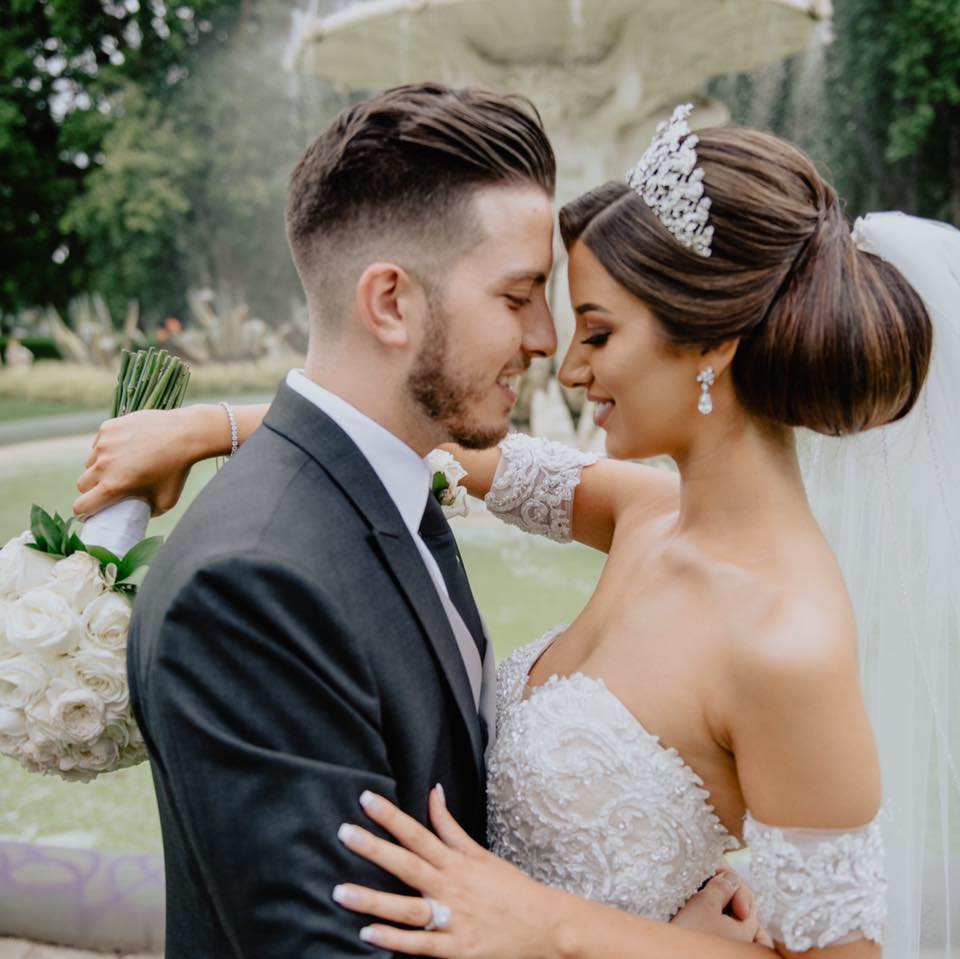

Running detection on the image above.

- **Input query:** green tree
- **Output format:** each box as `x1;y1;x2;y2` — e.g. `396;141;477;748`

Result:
0;0;240;318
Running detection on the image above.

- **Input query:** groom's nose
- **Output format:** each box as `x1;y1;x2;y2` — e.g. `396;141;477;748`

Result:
521;296;557;359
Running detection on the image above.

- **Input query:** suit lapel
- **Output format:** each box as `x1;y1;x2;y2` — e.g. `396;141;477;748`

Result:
263;383;486;779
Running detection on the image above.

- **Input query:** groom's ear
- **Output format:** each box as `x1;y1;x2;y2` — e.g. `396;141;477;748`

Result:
355;262;423;349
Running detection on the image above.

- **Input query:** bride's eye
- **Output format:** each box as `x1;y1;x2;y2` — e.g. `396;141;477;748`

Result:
581;332;610;346
505;295;532;309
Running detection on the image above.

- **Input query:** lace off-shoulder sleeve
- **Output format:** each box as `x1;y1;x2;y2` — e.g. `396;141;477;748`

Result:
743;812;887;952
484;433;600;543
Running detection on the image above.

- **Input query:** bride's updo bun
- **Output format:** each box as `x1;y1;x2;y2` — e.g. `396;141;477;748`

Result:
559;128;932;435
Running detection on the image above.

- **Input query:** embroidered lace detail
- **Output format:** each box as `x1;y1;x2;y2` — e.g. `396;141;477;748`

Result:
744;812;887;951
484;433;600;543
487;632;738;922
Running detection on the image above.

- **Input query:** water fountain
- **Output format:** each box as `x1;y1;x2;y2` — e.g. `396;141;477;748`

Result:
286;0;833;441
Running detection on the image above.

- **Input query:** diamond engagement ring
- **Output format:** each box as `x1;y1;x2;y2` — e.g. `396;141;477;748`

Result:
424;898;452;931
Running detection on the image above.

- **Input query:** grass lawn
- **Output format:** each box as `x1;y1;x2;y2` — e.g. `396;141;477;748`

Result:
0;397;104;421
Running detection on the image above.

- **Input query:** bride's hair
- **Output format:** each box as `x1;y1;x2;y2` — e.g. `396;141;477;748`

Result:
559;128;932;436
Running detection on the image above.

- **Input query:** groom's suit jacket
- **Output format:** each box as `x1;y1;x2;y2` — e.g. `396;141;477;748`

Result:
128;382;488;958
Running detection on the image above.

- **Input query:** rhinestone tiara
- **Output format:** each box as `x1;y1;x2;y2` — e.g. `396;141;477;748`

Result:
625;103;714;258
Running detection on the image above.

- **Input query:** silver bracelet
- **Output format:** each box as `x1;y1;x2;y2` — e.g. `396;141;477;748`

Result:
219;401;239;458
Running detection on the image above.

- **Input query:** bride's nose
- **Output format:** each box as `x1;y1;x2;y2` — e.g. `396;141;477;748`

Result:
558;340;592;390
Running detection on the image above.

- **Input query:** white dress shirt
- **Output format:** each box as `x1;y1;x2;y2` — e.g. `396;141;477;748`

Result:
286;370;448;595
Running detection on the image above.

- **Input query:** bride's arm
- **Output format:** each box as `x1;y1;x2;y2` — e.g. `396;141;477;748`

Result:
718;604;884;959
73;402;269;518
448;437;678;553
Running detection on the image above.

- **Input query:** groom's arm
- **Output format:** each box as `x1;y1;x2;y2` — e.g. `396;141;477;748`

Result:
147;553;407;957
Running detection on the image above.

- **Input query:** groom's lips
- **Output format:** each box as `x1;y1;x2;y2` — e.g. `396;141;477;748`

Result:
497;372;523;405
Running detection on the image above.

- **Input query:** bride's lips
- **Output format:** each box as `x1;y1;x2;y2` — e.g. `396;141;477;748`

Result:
592;399;615;428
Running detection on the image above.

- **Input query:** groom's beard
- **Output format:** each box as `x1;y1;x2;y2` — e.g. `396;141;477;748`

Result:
407;300;508;450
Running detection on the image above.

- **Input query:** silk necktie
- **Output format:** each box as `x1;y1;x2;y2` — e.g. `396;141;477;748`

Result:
418;494;487;660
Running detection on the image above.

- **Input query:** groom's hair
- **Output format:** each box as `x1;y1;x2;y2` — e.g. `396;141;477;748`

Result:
286;83;556;332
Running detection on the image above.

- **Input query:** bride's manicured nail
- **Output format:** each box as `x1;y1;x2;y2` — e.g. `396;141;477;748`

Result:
359;790;382;813
359;926;382;944
337;823;358;845
332;884;358;906
435;783;446;806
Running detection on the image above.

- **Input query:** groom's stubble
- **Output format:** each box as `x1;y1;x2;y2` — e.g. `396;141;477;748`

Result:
407;290;513;450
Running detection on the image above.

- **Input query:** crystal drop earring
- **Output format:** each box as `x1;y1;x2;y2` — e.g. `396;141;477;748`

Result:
696;366;715;415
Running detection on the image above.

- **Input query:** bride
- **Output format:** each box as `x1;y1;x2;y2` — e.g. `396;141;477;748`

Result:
75;109;956;957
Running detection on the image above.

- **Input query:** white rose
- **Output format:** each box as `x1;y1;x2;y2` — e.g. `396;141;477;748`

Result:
7;588;82;657
19;728;63;770
50;552;106;612
0;532;57;598
426;449;468;487
70;737;119;774
72;647;128;709
0;654;51;709
439;485;470;518
0;600;11;654
0;706;27;756
51;683;106;744
81;592;131;652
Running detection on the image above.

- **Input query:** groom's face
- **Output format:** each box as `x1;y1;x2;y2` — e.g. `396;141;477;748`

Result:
407;185;557;448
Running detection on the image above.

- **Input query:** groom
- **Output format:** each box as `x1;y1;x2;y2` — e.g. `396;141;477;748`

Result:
129;83;750;957
128;83;558;957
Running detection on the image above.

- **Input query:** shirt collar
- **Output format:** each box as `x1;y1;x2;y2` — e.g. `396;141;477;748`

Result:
286;369;431;536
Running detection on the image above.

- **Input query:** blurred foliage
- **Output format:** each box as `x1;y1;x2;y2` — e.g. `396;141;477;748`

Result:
5;0;957;340
714;0;960;224
0;0;241;317
0;357;293;409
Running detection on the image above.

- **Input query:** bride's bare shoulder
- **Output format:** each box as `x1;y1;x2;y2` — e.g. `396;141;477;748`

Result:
724;545;860;688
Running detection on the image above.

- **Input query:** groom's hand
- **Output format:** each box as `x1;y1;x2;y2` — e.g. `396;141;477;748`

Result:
671;866;774;948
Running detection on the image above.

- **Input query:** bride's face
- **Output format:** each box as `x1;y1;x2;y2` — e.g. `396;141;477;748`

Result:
559;241;704;460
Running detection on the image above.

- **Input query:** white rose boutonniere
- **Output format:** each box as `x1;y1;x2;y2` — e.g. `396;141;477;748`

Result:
427;449;470;519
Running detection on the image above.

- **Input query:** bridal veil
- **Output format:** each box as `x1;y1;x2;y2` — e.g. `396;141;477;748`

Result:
799;212;959;957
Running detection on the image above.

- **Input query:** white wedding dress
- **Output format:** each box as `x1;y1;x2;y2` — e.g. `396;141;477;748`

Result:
481;432;887;953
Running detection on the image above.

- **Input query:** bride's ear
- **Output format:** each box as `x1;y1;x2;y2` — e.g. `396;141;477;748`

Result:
355;262;423;349
700;337;740;378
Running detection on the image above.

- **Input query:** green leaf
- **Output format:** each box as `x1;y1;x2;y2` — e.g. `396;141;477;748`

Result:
432;471;450;494
25;540;49;553
86;545;123;568
117;535;163;579
31;505;63;556
115;565;149;589
67;533;87;554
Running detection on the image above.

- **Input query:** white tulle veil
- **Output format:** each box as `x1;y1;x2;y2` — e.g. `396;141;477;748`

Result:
798;212;959;957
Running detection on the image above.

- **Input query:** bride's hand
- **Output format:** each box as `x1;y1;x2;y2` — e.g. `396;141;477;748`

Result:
672;866;774;949
74;407;211;519
334;786;568;959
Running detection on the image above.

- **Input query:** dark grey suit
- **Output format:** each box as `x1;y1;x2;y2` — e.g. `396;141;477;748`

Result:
128;382;487;958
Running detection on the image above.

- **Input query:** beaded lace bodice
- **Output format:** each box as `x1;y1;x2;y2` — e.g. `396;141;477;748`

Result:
486;628;739;922
482;432;888;949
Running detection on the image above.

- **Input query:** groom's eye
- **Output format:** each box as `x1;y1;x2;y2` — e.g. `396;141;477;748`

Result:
581;332;610;346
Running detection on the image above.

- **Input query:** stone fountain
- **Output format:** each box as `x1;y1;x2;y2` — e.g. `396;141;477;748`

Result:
287;0;833;445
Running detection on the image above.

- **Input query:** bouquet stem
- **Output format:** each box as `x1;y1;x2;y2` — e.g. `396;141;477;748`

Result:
80;499;151;558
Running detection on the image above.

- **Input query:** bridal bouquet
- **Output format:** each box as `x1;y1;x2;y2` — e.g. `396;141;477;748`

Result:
0;348;189;781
